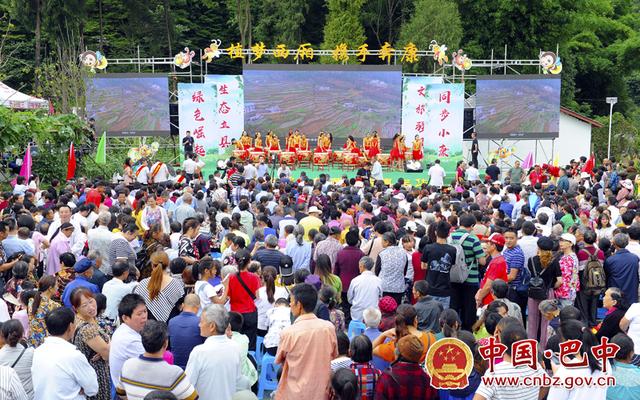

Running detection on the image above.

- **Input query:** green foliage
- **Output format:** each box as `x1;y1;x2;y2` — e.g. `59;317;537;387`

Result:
0;107;94;183
321;0;367;63
398;0;462;72
591;112;640;161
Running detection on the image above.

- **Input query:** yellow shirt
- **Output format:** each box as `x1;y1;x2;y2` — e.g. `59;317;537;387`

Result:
299;215;323;242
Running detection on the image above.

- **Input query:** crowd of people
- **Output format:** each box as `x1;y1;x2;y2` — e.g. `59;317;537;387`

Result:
0;150;639;400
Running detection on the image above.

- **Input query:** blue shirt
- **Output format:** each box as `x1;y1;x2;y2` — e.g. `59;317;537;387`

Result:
503;245;526;289
1;236;34;258
167;311;205;369
61;276;99;308
263;227;277;239
604;249;640;304
257;163;268;178
607;362;640;400
364;327;389;371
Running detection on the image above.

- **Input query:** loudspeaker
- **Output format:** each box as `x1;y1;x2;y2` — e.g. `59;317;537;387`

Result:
463;108;474;139
405;160;423;172
170;103;179;136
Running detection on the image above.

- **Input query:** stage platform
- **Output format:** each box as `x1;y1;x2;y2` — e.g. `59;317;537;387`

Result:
197;152;442;186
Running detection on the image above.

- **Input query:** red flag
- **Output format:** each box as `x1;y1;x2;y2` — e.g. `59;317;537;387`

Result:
582;154;595;175
66;142;76;181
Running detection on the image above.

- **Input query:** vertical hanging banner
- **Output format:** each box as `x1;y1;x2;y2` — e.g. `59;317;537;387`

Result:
178;82;217;157
204;75;244;153
424;83;464;179
401;76;444;146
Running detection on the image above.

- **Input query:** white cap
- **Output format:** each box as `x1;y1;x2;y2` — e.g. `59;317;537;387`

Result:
308;206;321;214
405;221;418;232
560;233;576;245
622;179;633;190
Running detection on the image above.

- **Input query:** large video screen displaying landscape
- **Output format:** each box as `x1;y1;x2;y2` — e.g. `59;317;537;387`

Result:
86;74;170;136
244;65;402;138
475;75;561;139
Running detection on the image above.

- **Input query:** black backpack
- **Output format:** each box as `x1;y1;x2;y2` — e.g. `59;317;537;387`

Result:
527;257;548;301
582;253;606;296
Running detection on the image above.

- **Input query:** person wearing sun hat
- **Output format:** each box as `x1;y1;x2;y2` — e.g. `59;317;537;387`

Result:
374;335;436;399
554;233;580;309
475;233;509;307
298;206;323;242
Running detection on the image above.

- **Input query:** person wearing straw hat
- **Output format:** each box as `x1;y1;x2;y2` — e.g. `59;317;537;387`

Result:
299;206;322;242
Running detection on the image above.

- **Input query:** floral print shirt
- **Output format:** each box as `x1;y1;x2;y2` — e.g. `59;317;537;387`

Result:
554;253;580;301
28;296;61;347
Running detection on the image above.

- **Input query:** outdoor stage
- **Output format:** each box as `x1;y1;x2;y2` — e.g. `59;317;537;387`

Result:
197;150;451;186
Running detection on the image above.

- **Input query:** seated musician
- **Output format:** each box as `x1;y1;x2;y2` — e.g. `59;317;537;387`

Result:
297;133;309;161
268;131;281;151
344;135;362;156
253;132;263;151
292;130;302;151
412;134;424;161
285;130;295;152
315;132;328;153
368;132;381;158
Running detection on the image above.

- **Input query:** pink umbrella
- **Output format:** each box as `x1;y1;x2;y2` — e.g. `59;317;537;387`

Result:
521;151;534;170
11;144;32;186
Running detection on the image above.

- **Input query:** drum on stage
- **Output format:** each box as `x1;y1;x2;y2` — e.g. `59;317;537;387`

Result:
334;150;345;163
343;152;360;166
313;152;330;168
280;151;296;164
297;150;311;162
249;152;264;163
378;153;391;166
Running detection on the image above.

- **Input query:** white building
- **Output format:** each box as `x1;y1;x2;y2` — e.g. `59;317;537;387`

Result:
463;106;603;170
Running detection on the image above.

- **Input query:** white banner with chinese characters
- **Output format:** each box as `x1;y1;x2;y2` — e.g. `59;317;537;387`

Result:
204;75;244;153
424;83;464;178
401;76;444;147
178;82;217;157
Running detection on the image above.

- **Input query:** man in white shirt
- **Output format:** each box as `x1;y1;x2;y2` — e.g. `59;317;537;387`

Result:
626;225;640;299
428;159;446;188
182;154;198;182
243;161;258;180
347;256;382;322
518;221;539;268
135;159;150;185
466;162;480;182
276;162;292;180
32;307;99;400
149;159;170;184
46;204;84;257
0;365;28;400
371;155;383;182
186;304;245;400
87;211;115;275
109;293;147;387
102;262;138;321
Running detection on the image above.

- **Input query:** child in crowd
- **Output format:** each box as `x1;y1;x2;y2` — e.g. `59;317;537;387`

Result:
228;312;258;390
330;332;352;371
264;298;291;356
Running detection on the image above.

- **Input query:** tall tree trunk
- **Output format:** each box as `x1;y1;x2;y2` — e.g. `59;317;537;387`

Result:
98;0;104;51
163;0;173;56
34;0;41;91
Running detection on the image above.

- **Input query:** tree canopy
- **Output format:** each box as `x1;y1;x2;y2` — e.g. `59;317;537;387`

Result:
0;0;638;156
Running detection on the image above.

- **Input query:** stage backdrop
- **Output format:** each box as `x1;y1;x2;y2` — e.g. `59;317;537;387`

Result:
401;76;444;147
178;82;217;157
243;65;402;139
204;75;245;152
424;83;465;180
86;74;170;137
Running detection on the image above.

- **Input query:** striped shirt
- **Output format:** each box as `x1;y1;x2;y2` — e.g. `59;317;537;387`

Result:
117;355;198;400
475;361;546;400
503;245;526;288
108;236;137;268
134;278;184;322
450;229;484;284
0;365;28;400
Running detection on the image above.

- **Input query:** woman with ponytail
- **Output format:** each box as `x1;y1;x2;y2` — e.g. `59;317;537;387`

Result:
547;319;607;400
134;250;184;322
285;225;311;272
193;257;227;310
330;368;358;400
0;320;34;398
28;275;60;347
372;304;435;364
437;308;461;340
226;249;261;351
256;266;288;337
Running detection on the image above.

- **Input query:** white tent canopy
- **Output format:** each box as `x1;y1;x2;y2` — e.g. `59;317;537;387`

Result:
0;81;49;110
